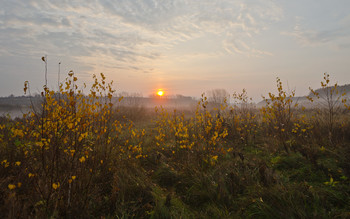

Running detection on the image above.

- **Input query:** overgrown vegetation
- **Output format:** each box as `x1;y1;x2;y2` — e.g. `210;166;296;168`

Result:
1;70;349;218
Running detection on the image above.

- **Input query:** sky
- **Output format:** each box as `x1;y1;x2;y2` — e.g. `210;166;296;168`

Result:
1;0;349;101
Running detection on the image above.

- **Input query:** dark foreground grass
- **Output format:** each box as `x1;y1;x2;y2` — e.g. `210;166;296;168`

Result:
3;130;349;218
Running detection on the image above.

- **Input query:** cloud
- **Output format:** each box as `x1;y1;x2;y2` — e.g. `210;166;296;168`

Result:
282;15;350;48
0;0;283;75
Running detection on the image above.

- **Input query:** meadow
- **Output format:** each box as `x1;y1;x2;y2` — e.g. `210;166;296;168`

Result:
1;72;350;218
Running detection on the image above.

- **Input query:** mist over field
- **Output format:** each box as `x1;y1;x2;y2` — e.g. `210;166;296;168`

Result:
2;83;350;119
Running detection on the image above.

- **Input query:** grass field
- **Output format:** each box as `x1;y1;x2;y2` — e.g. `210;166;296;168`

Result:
1;72;350;218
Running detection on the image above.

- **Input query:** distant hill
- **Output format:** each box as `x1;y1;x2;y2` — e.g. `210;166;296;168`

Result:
257;84;350;108
0;95;42;117
0;95;41;107
310;84;350;96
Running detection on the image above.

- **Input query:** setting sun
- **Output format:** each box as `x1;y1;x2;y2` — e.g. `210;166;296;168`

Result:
157;90;164;96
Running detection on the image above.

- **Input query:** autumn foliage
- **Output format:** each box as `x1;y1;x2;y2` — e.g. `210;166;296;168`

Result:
1;71;349;218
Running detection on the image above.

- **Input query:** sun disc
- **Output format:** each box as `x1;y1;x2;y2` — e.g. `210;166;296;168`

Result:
157;90;164;96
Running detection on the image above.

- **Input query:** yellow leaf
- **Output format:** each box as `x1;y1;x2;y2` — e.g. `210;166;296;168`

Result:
52;182;60;190
79;156;86;163
8;184;16;190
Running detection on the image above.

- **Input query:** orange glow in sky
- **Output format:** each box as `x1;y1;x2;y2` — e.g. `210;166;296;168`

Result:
157;90;164;96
